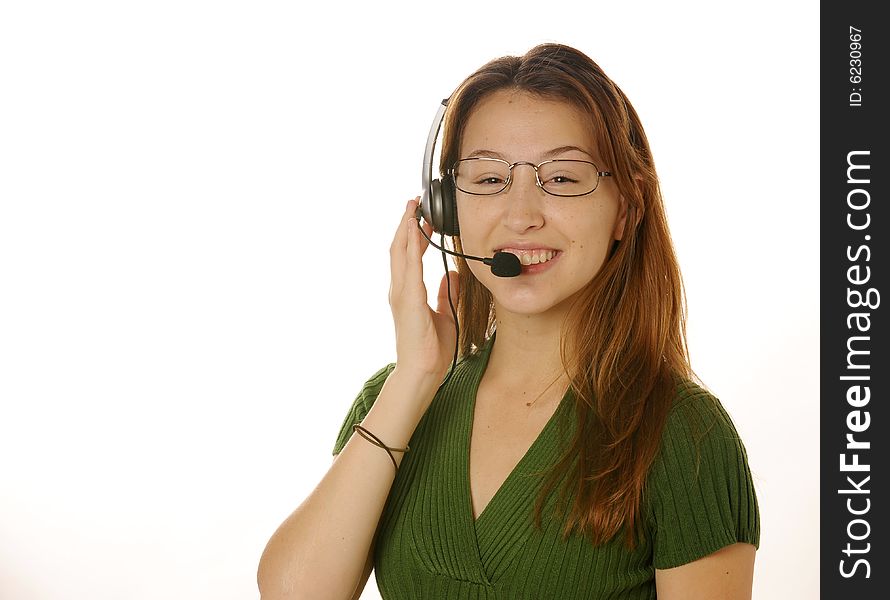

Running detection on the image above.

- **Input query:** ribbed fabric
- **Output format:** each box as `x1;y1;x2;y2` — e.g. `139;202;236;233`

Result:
333;338;760;599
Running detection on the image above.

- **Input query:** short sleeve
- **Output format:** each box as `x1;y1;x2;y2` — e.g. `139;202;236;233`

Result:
332;363;397;456
646;382;760;569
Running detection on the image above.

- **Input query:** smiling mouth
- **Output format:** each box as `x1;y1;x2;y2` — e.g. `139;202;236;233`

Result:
498;248;560;266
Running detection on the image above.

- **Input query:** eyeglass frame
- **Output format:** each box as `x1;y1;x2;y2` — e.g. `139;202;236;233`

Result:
447;157;613;198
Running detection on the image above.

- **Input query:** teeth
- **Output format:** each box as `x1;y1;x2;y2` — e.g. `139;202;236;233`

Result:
504;249;556;266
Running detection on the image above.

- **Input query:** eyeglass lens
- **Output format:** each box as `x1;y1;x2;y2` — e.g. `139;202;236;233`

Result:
453;158;600;196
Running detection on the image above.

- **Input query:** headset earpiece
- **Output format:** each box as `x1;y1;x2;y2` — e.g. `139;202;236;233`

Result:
439;175;458;236
420;99;459;237
423;175;458;236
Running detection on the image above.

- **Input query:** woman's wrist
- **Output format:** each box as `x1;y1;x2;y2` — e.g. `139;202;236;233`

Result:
357;366;441;454
390;363;448;395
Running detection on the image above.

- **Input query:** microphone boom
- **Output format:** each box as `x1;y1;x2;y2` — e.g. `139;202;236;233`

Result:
415;220;521;278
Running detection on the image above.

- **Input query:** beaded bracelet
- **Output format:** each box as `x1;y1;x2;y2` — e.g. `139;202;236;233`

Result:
352;424;410;472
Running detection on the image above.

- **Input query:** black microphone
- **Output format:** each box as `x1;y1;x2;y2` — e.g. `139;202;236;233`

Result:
415;220;522;277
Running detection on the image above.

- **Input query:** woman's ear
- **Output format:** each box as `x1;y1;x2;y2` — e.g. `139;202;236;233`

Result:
612;174;644;241
613;195;629;241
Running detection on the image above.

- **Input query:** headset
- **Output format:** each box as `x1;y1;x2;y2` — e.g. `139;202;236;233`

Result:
417;99;458;236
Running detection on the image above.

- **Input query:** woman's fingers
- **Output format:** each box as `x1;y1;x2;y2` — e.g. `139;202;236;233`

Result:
390;197;435;312
404;201;423;290
389;198;418;291
416;215;434;256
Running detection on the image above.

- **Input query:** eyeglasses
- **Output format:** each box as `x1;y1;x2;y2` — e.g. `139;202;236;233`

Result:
449;157;612;197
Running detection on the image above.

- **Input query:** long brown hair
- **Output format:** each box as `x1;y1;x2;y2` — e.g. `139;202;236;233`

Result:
441;44;693;546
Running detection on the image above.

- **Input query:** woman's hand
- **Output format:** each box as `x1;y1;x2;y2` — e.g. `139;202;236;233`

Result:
388;198;459;386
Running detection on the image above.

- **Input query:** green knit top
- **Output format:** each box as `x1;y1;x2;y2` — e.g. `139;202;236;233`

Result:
333;337;759;599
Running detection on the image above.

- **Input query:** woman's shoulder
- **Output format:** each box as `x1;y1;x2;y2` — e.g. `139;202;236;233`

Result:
649;376;757;503
663;377;743;446
352;362;399;412
646;377;761;568
331;362;396;456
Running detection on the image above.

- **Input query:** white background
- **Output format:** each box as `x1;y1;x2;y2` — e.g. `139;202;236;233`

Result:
0;1;818;599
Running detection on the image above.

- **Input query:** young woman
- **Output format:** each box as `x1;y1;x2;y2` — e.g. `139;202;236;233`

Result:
258;43;759;600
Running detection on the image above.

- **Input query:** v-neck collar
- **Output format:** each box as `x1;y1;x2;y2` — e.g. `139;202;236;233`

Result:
459;333;574;583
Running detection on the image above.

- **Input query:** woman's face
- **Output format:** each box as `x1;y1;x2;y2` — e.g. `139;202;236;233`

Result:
455;89;627;321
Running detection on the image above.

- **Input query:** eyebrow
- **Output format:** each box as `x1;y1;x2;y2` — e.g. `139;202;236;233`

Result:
465;145;595;160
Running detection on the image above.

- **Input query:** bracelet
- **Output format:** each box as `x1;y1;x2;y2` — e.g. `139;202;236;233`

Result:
352;424;410;472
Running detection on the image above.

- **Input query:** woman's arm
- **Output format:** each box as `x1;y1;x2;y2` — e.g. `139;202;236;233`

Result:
655;543;756;600
348;552;375;600
257;199;459;600
257;367;439;600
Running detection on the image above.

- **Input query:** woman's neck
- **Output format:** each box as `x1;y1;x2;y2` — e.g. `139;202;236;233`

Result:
485;309;569;391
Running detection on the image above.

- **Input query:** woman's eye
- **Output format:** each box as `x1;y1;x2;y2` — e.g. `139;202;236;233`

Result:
474;176;506;185
547;175;579;184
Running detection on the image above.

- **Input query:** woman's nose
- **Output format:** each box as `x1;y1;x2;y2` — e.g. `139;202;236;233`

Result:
502;164;545;232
